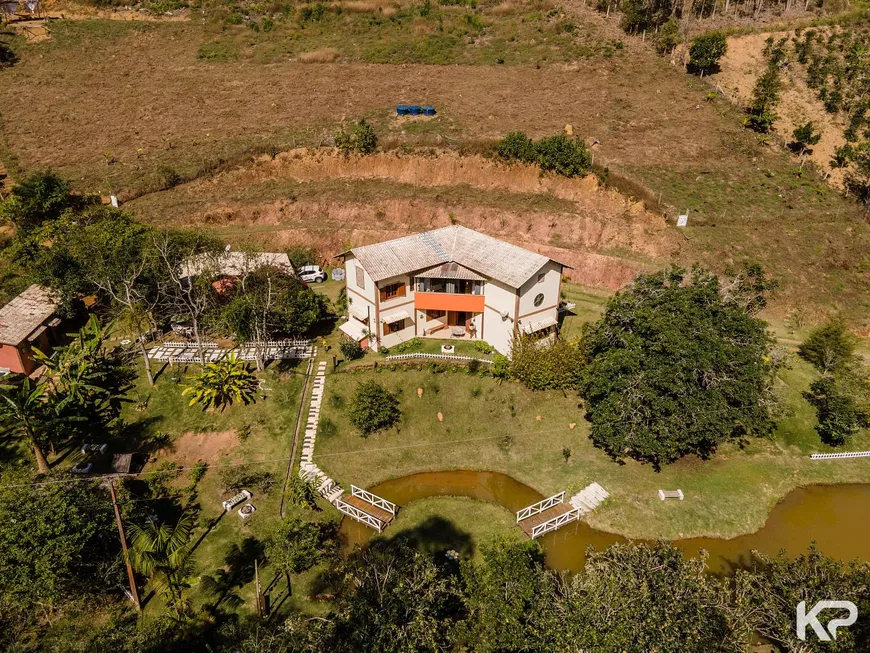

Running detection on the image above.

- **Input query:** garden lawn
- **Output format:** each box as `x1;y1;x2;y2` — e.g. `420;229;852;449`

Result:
371;496;526;562
119;361;335;620
315;362;870;541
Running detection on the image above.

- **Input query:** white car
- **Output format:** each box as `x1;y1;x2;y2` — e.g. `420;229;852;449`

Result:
298;265;327;283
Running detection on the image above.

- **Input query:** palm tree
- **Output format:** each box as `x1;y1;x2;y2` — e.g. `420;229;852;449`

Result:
128;512;196;619
182;355;258;411
0;377;52;473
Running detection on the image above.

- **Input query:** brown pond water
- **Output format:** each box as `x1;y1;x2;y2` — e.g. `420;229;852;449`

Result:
339;470;870;573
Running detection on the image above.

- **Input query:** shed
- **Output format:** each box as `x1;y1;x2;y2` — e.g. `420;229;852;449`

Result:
0;285;61;375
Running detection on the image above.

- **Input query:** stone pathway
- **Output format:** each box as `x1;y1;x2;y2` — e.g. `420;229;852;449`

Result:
299;361;345;504
570;482;609;512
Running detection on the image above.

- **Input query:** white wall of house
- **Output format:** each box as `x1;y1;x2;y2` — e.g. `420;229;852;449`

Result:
518;261;561;317
344;256;377;347
376;273;416;350
481;278;518;356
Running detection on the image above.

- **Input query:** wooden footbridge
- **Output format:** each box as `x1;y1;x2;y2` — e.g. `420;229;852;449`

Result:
335;485;398;533
516;491;581;539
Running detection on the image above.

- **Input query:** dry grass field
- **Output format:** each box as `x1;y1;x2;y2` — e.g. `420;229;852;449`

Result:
0;14;868;322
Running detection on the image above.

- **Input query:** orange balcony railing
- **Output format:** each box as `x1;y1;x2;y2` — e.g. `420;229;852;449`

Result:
414;292;485;313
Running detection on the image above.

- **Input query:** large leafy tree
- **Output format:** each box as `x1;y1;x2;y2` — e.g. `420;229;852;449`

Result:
0;470;120;615
741;545;870;652
0;171;84;232
564;543;747;653
321;539;460;652
456;538;548;651
579;266;776;467
265;517;335;590
65;209;165;385
218;261;328;370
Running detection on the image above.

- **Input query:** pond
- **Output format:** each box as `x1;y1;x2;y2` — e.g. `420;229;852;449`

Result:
339;470;870;573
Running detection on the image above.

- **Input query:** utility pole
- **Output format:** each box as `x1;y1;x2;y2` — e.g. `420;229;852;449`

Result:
109;481;141;612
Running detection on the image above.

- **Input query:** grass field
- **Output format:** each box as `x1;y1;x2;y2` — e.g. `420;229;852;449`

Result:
117;360;339;619
314;354;870;541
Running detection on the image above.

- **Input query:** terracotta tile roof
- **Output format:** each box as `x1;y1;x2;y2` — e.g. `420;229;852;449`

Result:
0;285;59;346
342;226;564;288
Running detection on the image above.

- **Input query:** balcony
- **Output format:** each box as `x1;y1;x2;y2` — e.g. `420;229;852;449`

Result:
414;292;484;313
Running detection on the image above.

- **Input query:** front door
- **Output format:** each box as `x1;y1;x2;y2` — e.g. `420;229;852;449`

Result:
447;311;468;327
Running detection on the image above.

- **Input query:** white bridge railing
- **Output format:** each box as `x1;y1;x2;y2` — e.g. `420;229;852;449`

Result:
516;491;566;523
811;451;870;460
531;507;581;538
335;499;385;532
351;485;397;515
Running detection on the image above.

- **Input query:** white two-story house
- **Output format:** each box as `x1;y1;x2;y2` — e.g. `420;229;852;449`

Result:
336;226;569;355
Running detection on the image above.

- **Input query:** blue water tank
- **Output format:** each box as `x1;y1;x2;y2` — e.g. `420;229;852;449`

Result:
396;105;410;115
423;105;436;116
409;105;422;115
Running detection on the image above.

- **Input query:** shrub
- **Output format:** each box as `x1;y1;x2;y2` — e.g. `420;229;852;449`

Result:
394;337;423;353
491;354;511;380
473;341;494;355
189;461;208;486
804;377;861;446
318;417;339;438
655;18;680;55
348;381;401;435
790;121;821;155
798;320;857;373
299;2;325;22
745;66;781;133
510;336;585;390
219;464;275;494
329;392;345;408
688;31;727;74
237;423;252;443
535;135;591;177
335;119;378;155
496;131;536;163
496;132;590;178
285;246;318;269
340;338;365;361
286;475;319;510
147;461;181;498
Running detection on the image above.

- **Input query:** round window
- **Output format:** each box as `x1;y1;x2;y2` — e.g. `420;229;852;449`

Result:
533;293;544;307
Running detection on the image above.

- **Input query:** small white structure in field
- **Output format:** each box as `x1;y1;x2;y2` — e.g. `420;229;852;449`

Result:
658;489;684;500
676;213;689;227
222;489;252;511
238;503;256;519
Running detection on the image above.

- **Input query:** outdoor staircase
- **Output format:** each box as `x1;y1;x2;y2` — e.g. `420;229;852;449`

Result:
570;482;609;512
298;361;346;505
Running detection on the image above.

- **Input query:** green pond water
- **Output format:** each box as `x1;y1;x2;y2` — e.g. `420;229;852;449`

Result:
339;470;870;573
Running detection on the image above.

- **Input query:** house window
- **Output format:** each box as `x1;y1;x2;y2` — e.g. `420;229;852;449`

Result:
427;309;445;320
533;293;545;307
384;319;405;334
380;282;406;301
356;266;365;290
537;272;546;284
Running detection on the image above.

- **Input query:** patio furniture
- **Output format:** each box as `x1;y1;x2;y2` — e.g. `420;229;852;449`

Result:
450;327;465;337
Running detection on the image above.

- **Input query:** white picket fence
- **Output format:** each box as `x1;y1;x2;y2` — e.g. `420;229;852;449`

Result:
384;352;493;364
810;451;870;460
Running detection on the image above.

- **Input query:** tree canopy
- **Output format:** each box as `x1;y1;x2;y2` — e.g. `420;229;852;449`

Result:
0;471;120;615
579;266;776;467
